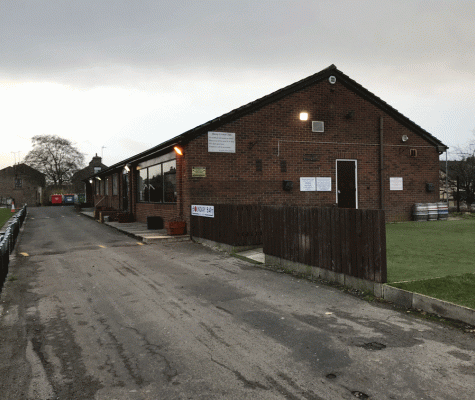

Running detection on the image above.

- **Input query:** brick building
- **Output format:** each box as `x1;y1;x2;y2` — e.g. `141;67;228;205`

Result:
90;65;447;227
72;154;108;204
0;163;46;206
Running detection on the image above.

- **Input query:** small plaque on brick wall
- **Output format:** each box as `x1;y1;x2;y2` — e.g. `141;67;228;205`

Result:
390;177;403;191
208;131;236;153
316;177;332;191
192;167;206;177
300;177;316;191
303;154;318;162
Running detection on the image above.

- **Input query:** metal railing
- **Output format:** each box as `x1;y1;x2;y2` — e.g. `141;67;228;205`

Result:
0;205;27;290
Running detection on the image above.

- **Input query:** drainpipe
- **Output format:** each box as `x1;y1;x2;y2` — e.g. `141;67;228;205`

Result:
445;149;448;205
179;167;183;218
380;116;384;210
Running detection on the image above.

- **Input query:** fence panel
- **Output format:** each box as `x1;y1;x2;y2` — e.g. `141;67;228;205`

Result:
191;204;263;247
263;206;387;283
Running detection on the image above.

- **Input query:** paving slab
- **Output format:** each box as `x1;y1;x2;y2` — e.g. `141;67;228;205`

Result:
80;211;189;243
238;248;265;263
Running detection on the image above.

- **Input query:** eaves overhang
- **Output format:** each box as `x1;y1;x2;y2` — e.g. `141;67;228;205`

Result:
87;64;448;181
170;64;447;151
86;140;182;181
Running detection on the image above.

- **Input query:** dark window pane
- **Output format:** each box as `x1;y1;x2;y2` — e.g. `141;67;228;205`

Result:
163;160;177;203
112;174;118;195
149;164;163;203
137;168;148;202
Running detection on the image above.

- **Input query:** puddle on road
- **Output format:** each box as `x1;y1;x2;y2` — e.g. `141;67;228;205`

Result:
359;342;387;351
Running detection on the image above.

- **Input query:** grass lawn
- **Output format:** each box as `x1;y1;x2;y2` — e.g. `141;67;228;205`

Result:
391;274;475;310
0;207;16;229
386;219;475;283
386;218;475;309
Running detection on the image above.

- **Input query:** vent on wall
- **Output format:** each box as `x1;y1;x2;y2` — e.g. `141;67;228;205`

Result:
410;149;418;157
312;121;324;132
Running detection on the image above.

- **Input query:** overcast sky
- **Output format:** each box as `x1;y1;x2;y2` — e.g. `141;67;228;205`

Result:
1;0;474;170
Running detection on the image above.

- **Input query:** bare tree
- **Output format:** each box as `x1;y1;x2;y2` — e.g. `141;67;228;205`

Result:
24;135;85;185
449;136;475;208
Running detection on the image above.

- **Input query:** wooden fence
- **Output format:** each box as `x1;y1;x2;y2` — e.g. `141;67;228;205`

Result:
263;207;387;283
190;204;262;247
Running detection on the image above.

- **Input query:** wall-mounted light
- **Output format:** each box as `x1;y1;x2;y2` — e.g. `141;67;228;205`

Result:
299;112;309;121
402;135;409;142
89;179;93;184
174;146;183;156
96;177;101;180
124;164;131;172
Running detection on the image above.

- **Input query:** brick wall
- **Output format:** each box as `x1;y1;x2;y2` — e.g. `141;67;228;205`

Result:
94;77;440;226
0;164;45;206
182;78;439;223
0;176;42;206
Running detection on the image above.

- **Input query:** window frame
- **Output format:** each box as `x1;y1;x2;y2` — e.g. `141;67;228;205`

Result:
112;174;118;196
137;158;177;204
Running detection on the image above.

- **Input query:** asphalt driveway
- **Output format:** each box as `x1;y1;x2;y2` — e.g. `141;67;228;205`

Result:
1;206;474;399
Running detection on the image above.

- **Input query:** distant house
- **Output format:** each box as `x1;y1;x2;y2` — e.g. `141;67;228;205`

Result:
89;64;447;224
71;154;107;204
0;164;46;206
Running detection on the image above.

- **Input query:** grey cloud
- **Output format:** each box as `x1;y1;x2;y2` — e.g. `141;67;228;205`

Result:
1;0;474;88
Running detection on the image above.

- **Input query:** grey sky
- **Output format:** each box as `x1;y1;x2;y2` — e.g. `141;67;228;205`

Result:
1;0;474;168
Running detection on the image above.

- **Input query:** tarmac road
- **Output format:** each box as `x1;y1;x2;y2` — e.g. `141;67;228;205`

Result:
0;206;474;399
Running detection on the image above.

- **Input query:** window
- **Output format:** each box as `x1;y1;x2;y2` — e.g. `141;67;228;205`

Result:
100;180;104;195
94;166;102;173
149;164;163;202
137;168;148;201
112;174;118;195
137;159;176;203
163;160;177;202
95;180;100;195
14;178;22;188
105;177;109;195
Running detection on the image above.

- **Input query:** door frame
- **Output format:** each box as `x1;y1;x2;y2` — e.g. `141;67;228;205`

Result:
336;159;358;209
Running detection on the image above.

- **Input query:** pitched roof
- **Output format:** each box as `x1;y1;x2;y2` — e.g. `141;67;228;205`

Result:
94;64;447;177
0;163;46;186
0;163;45;177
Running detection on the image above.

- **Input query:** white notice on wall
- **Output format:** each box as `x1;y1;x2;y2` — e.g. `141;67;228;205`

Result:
316;177;332;191
300;177;316;191
191;205;215;218
390;177;403;191
208;132;236;153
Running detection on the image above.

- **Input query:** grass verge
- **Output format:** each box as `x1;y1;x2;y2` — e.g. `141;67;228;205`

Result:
391;273;475;309
386;219;475;283
0;208;15;229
